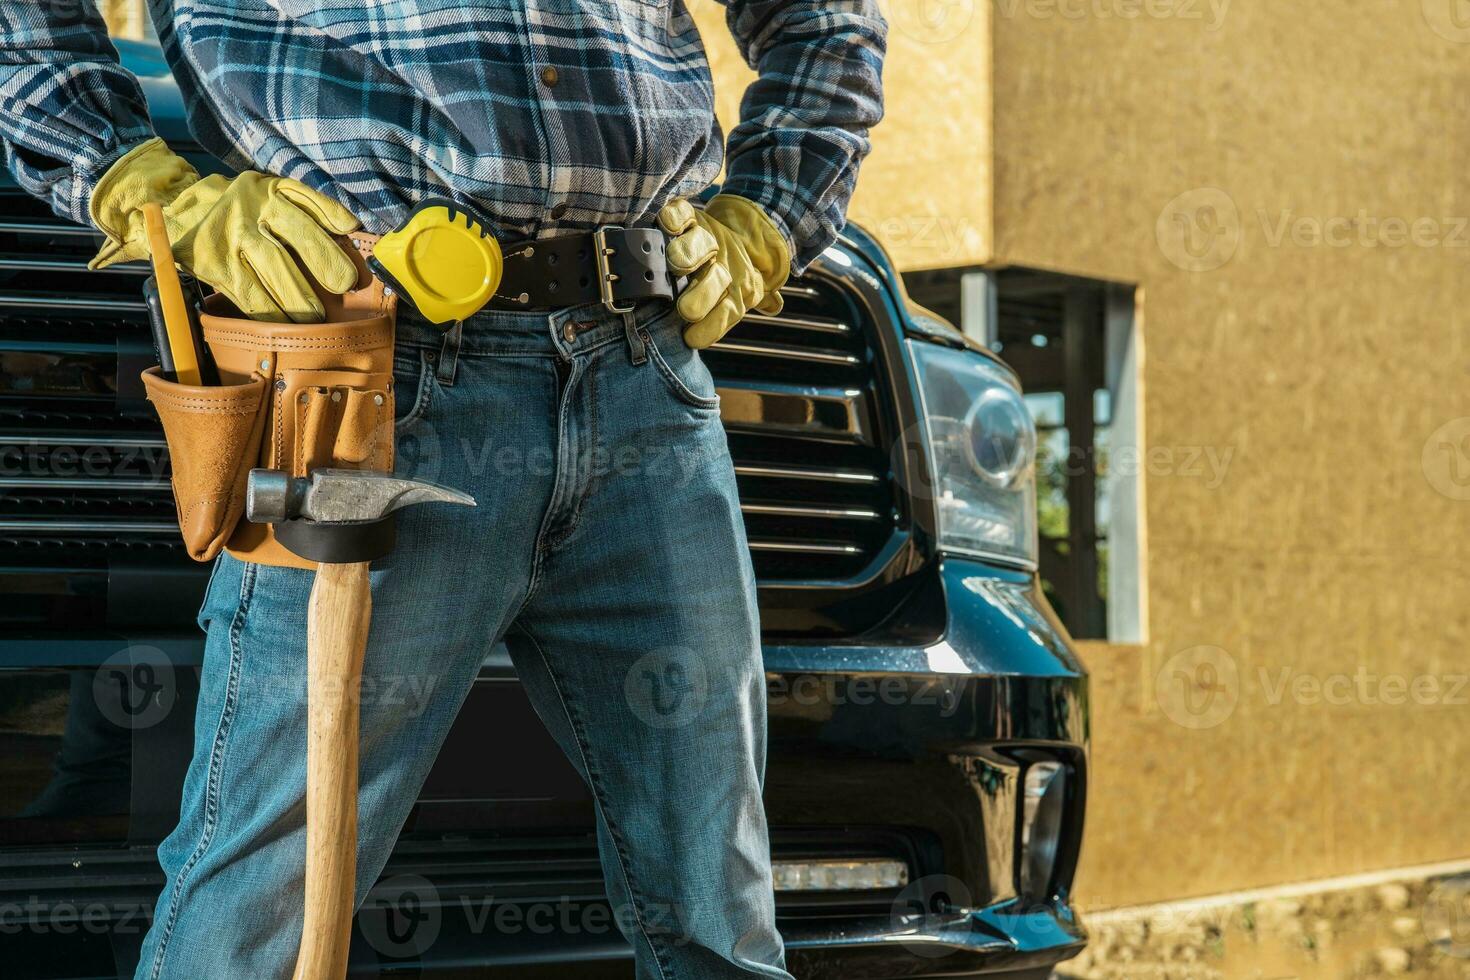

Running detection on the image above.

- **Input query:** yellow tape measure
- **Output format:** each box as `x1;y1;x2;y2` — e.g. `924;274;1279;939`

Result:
369;199;504;325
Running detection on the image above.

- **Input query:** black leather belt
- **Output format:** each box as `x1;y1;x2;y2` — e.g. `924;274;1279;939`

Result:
487;226;676;313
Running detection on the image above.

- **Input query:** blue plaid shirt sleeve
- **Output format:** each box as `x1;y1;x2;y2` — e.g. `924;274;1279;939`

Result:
717;0;887;272
0;1;157;224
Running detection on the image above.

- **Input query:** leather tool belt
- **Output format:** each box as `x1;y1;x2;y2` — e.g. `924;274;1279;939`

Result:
490;226;676;313
143;237;397;571
142;223;672;570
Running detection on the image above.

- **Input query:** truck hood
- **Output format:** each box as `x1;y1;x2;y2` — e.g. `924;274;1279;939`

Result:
116;40;194;146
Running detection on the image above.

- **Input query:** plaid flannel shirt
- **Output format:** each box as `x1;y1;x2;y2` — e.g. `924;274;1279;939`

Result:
0;0;885;271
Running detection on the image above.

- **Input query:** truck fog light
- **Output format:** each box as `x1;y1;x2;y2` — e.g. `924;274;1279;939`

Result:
1019;761;1067;900
772;859;909;892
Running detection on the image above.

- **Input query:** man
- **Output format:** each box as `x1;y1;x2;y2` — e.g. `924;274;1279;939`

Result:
0;1;884;977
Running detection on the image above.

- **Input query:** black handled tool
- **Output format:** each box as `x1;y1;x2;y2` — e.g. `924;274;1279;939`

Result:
143;273;216;385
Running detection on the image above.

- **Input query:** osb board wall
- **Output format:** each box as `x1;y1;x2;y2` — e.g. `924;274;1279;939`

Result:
994;2;1470;907
691;0;994;270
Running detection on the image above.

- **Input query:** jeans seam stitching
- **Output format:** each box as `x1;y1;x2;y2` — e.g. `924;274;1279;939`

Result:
525;360;576;603
148;561;256;980
545;351;600;549
512;627;675;980
393;348;433;432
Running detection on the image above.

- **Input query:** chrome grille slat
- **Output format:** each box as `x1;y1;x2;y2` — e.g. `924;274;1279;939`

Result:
777;284;823;302
1;434;168;449
0;293;147;312
0;519;178;535
0;257;141;275
710;339;860;367
733;463;880;484
741;503;881;521
748;540;865;556
0;476;169;491
0;220;102;238
739;312;851;336
1;337;120;353
715;381;874;445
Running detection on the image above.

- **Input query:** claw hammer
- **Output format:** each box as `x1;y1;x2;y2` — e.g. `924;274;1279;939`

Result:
246;467;474;980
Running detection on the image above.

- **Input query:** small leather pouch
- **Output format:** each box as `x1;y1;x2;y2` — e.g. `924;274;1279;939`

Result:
141;367;270;562
145;234;399;569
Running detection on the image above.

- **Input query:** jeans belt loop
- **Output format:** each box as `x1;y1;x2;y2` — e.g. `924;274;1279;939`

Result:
623;310;647;366
436;319;463;386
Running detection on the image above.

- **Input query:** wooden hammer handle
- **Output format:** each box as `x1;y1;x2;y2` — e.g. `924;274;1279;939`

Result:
292;560;372;980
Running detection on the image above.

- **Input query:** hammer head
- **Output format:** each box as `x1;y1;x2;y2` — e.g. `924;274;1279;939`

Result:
246;468;475;525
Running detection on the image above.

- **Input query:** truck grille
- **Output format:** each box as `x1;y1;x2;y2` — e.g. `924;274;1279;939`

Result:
0;192;904;633
0;193;178;625
706;280;897;585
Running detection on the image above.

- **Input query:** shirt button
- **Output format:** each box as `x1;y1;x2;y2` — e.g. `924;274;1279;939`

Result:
540;65;559;87
549;201;569;220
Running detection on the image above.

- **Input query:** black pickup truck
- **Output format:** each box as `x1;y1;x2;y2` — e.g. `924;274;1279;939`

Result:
0;39;1089;980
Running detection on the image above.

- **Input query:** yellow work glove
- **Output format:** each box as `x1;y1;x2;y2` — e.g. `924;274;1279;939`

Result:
88;138;361;323
657;194;791;349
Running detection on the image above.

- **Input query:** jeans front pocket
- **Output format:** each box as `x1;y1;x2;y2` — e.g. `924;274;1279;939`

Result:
639;323;722;412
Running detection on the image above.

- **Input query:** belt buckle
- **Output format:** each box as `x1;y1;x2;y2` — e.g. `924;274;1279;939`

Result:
593;226;636;314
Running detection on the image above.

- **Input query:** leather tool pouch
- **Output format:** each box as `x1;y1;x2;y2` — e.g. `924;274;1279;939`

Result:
141;367;269;562
143;235;396;569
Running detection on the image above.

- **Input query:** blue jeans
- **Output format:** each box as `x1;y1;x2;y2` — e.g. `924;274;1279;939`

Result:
136;301;792;980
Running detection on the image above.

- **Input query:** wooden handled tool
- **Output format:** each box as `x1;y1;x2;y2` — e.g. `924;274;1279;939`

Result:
140;202;207;386
245;468;474;980
292;560;372;980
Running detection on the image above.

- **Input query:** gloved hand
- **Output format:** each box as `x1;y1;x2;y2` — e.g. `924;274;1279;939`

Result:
657;194;791;349
89;138;362;323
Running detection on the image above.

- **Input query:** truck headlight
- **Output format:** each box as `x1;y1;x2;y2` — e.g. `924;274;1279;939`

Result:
906;341;1038;567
